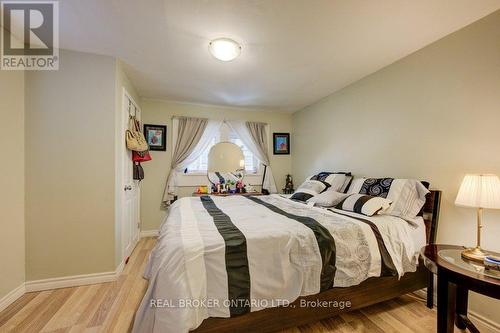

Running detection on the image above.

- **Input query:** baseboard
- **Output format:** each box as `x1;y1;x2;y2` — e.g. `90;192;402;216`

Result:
469;310;500;333
140;229;159;238
415;288;500;333
413;288;430;301
25;270;118;292
0;283;25;312
1;269;121;308
23;244;135;293
0;247;136;311
115;258;125;277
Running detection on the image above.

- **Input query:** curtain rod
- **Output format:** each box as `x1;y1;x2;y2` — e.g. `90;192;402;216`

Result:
171;116;268;125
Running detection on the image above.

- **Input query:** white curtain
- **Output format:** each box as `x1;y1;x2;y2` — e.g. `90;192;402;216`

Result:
162;118;222;205
226;120;277;193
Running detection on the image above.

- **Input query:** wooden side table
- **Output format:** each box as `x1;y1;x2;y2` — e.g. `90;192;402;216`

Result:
422;244;500;333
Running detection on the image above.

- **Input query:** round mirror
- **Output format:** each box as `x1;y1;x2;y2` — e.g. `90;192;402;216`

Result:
207;142;245;189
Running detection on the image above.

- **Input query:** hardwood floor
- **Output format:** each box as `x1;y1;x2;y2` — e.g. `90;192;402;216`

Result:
0;237;455;333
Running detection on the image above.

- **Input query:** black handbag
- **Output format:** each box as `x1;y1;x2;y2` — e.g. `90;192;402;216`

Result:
133;162;144;181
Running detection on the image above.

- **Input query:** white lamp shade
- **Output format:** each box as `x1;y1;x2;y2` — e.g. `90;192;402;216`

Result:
455;174;500;209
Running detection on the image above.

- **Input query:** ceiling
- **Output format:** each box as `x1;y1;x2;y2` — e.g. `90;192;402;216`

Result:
59;1;500;112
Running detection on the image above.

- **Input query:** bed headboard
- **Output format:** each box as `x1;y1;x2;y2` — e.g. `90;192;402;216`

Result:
421;189;442;244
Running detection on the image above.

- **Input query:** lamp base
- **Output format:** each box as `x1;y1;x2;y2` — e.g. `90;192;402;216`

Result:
461;247;489;262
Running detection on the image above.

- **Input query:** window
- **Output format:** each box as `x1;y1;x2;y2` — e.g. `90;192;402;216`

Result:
185;123;260;174
227;131;259;174
185;135;217;173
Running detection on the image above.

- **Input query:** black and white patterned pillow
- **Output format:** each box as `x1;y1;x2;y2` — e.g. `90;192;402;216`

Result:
290;180;330;202
359;178;394;198
347;178;429;219
335;193;392;216
308;172;352;192
310;171;349;181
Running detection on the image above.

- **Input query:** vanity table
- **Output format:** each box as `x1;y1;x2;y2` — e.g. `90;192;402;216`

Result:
203;141;258;198
421;244;500;333
192;192;263;197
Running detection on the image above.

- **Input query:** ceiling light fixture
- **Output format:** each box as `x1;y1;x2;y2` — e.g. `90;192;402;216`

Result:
208;38;241;61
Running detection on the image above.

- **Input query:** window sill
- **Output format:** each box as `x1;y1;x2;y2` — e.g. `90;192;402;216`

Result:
183;172;207;176
183;172;262;177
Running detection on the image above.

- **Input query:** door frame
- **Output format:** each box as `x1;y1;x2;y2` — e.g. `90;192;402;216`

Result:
115;87;141;269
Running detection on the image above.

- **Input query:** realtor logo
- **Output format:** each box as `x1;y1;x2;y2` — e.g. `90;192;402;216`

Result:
1;1;59;70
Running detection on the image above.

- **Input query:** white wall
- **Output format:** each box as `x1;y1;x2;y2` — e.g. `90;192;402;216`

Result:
25;50;117;280
140;99;293;231
1;48;141;298
0;69;25;304
292;11;500;329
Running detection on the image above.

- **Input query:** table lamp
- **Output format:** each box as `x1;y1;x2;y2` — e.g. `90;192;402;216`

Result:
455;174;500;261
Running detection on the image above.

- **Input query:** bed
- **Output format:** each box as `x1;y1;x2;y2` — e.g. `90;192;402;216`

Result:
132;189;441;333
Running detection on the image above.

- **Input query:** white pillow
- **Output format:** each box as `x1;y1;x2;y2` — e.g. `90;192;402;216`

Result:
381;179;429;219
335;194;392;216
290;180;330;202
346;177;367;194
307;172;351;192
307;191;349;207
340;176;353;193
347;178;429;219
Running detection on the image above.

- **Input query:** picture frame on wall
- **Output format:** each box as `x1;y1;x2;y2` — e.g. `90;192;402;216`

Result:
144;124;167;151
273;133;290;155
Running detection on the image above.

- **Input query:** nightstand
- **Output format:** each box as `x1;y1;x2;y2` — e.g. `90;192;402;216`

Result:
422;244;500;333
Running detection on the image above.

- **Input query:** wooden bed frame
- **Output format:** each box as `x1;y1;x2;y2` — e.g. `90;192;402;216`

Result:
192;189;442;333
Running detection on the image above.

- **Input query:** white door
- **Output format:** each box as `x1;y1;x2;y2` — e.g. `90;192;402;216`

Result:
122;91;141;261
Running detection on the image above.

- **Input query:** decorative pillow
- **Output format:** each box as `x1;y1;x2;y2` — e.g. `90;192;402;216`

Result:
308;172;351;192
306;191;350;207
335;193;392;216
346;177;367;194
347;178;429;219
290;180;330;202
340;176;353;193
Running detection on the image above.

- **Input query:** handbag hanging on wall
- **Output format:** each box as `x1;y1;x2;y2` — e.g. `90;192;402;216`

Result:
133;162;144;181
132;150;152;162
126;115;149;152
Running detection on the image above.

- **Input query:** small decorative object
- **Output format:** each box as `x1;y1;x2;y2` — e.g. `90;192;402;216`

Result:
484;255;500;278
196;185;208;194
283;174;294;194
235;180;244;193
455;174;500;262
144;124;167;151
273;133;290;155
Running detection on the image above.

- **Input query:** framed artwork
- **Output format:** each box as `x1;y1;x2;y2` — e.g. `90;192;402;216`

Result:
273;133;290;155
143;124;167;151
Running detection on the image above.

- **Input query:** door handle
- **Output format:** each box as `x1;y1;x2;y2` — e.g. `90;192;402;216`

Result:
124;185;132;191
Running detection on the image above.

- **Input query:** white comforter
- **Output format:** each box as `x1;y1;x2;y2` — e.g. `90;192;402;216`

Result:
132;194;425;333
